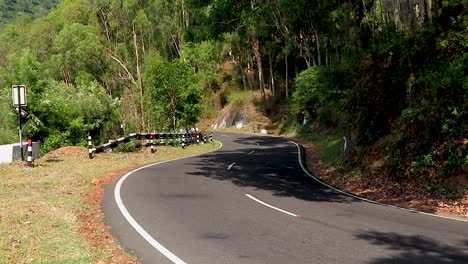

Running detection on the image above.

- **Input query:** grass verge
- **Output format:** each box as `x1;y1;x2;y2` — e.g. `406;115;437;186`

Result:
0;142;219;263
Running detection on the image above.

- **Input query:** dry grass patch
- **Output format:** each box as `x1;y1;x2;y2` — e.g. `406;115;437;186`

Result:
0;142;219;263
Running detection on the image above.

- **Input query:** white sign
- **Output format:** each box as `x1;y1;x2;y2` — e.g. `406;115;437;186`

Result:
14;106;28;117
12;85;27;107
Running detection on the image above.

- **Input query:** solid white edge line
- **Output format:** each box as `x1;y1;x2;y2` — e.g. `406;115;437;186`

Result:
114;140;223;264
288;140;468;223
227;162;236;170
245;194;299;218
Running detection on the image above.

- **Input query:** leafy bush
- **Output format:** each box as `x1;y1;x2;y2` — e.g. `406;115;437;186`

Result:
291;65;350;129
34;80;119;145
0;88;18;144
40;132;71;155
113;139;142;153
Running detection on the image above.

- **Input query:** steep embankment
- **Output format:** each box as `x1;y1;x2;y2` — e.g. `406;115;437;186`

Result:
207;90;468;219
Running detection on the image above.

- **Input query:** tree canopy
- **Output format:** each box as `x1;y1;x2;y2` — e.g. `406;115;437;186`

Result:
0;0;466;186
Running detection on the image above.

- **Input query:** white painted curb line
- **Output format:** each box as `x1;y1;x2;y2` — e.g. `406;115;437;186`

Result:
288;140;468;223
114;141;223;264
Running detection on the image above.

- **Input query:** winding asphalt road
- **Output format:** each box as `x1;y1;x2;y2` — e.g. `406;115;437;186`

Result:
102;132;468;264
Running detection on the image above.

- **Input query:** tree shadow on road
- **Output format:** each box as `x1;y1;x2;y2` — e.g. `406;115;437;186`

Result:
186;135;357;204
355;230;468;264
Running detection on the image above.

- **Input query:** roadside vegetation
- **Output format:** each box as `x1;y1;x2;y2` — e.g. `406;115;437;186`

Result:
0;0;466;260
0;142;219;263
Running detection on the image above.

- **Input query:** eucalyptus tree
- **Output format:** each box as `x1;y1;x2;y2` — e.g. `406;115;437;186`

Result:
187;0;278;99
144;60;201;130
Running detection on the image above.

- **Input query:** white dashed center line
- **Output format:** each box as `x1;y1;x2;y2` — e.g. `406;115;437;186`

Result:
227;162;236;170
245;194;300;218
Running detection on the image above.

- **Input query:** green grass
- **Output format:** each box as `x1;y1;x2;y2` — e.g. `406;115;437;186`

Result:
227;90;256;106
300;131;342;164
286;125;343;165
0;141;220;263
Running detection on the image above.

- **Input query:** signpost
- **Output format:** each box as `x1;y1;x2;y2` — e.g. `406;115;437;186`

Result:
12;85;27;161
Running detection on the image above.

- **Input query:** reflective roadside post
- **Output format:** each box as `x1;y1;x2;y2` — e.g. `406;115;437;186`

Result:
27;139;33;166
150;135;155;153
88;134;93;159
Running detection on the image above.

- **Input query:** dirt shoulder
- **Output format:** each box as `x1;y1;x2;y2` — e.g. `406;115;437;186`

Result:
77;143;220;263
292;137;468;220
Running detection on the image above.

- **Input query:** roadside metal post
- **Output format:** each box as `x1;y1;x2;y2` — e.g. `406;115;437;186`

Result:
182;134;186;149
150;135;155;153
342;136;347;152
27;139;33;166
88;134;93;159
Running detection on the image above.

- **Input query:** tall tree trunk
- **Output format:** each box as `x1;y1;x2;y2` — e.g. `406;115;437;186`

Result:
252;35;265;99
285;52;289;99
325;44;329;67
172;111;177;130
247;62;254;90
235;41;248;90
102;43;141;131
133;21;145;132
171;97;177;130
336;44;340;65
304;54;311;68
316;32;322;66
268;51;275;96
181;0;187;27
236;60;248;90
311;51;316;67
432;0;442;18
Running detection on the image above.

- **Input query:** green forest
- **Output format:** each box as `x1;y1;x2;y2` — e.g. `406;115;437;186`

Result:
0;0;466;189
0;0;61;28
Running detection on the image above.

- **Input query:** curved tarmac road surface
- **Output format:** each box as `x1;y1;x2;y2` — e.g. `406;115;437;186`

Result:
102;132;468;264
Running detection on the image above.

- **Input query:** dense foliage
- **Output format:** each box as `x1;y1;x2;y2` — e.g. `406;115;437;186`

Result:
0;0;61;29
0;0;466;188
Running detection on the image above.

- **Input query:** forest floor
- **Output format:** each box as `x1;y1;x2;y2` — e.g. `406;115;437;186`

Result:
292;137;468;220
212;124;467;219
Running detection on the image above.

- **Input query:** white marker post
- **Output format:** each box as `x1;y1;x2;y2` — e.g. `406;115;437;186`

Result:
12;85;27;161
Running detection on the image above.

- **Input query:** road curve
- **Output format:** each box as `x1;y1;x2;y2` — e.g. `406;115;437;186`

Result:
102;132;468;264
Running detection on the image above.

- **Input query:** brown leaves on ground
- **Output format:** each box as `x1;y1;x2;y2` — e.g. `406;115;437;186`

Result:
300;139;468;219
77;166;139;264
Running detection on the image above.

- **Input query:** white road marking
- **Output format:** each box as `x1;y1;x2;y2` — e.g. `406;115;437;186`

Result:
114;141;223;264
248;150;255;155
227;162;236;170
245;194;300;218
289;140;468;223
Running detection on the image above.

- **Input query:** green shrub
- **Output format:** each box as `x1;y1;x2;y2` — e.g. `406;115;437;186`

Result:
40;132;71;155
113;139;142;153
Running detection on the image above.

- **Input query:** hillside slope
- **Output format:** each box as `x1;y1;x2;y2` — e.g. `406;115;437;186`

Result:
207;91;468;219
